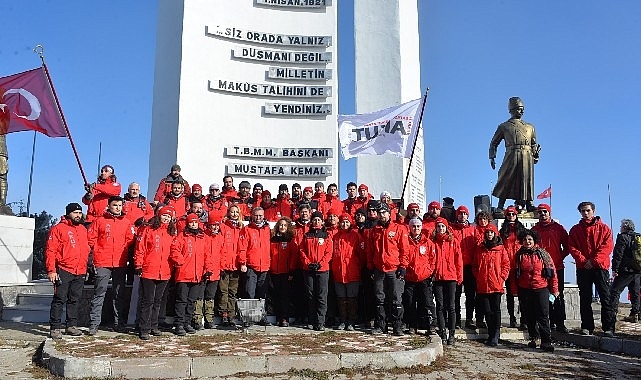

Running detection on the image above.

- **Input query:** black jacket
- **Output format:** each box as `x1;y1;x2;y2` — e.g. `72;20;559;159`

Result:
612;231;640;274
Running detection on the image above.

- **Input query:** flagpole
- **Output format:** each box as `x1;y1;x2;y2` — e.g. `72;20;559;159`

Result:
26;132;36;216
400;87;429;206
33;45;89;186
607;184;613;233
549;183;552;211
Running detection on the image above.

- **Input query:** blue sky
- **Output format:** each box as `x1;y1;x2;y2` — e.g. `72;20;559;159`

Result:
3;1;641;285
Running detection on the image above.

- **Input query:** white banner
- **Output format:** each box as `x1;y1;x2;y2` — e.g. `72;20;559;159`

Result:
337;96;426;160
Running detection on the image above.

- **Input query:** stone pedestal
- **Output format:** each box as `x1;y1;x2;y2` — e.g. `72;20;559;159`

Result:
0;215;35;284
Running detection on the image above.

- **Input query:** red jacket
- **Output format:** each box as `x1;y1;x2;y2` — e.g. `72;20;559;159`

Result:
123;195;154;229
532;220;569;269
422;217;438;235
473;239;510;294
274;195;293;219
405;234;436;283
299;227;333;272
568;216;613;270
45;216;91;276
88;211;135;268
239;222;271;272
502;223;522;269
367;221;409;272
319;194;343;216
221;187;237;202
351;195;373;217
331;228;365;283
154;176;190;203
263;204;281;222
219;219;244;271
451;221;476;266
134;225;176;280
171;228;211;283
163;192;189;218
233;194;253;220
270;235;298;275
511;247;559;294
82;178;122;223
432;233;463;284
205;230;223;281
203;195;228;223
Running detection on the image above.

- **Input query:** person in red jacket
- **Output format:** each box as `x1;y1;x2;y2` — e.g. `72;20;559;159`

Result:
499;205;527;329
82;165;122;224
274;184;293;219
170;213;212;336
531;203;570;333
239;207;272;316
402;218;436;335
342;182;358;216
324;208;340;241
123;182;154;230
473;223;510;347
511;229;559;352
234;181;253;220
568;201;614;336
153;164;190;206
422;201;441;235
451;205;478;330
193;214;223;330
331;214;365;331
367;202;409;336
319;183;343;216
351;183;373;216
46;203;91;339
133;206;177;340
87;196;135;335
270;217;298;327
203;183;228;223
217;204;244;327
261;190;280;222
300;211;333;331
431;217;462;345
162;181;189;219
379;191;399;222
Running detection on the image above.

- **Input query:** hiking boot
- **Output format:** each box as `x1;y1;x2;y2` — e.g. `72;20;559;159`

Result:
393;327;404;336
346;323;355;331
603;330;614;338
371;327;384;335
540;342;554;352
446;334;455;346
465;321;477;330
527;340;537;348
509;316;517;328
113;325;127;333
335;322;346;330
204;322;214;329
623;314;639;323
477;321;487;329
193;323;203;330
174;326;186;336
150;329;162;336
184;324;196;334
139;332;150;340
65;326;82;336
49;328;63;340
87;327;98;336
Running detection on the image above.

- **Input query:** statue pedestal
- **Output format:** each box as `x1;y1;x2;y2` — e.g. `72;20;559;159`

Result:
0;215;35;284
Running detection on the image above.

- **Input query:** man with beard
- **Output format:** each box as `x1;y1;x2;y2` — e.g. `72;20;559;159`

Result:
153;164;190;206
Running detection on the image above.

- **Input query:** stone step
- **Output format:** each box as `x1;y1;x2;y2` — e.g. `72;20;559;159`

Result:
17;292;53;306
2;304;54;323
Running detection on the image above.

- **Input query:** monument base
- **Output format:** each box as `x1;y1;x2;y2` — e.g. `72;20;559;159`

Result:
0;214;35;284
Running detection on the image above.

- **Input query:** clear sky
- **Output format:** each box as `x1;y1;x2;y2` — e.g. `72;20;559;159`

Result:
2;1;641;285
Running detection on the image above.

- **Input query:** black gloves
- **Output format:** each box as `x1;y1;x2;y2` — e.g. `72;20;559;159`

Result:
308;263;321;271
395;267;406;279
134;268;143;276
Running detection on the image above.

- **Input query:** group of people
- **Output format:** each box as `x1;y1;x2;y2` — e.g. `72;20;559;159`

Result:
44;164;640;351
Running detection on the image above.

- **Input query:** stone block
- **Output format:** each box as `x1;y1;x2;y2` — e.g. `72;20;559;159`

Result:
599;336;623;353
621;339;641;357
192;355;266;377
389;348;429;367
44;339;110;379
0;215;34;284
340;352;396;369
267;353;339;373
111;357;191;379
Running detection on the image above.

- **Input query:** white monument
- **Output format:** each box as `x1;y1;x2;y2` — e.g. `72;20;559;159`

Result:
149;0;339;194
0;215;35;284
354;0;426;210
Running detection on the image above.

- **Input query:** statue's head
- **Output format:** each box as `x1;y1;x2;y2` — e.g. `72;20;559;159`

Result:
508;97;524;118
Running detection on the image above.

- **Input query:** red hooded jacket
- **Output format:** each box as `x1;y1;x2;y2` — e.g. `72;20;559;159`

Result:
205;230;223;281
123;195;154;229
299;227;333;272
568;216;613;270
473;238;510;294
405;233;436;283
511;247;559;294
331;228;365;283
367;221;409;272
270;234;298;275
171;228;212;283
88;211;135;268
451;221;476;266
134;225;176;280
204;195;228;223
45;216;91;276
532;220;569;269
82;178;122;223
219;219;244;271
432;233;463;284
239;222;272;272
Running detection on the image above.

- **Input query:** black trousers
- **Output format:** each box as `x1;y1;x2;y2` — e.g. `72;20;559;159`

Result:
403;277;434;329
174;282;201;327
373;269;404;329
49;268;85;329
304;270;329;327
550;269;567;326
271;273;291;321
609;271;641;329
461;265;481;322
433;280;457;333
477;292;502;342
139;278;168;332
576;268;613;331
243;268;269;299
519;287;551;343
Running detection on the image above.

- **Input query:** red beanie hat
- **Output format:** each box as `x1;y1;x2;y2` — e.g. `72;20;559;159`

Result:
537;204;551;213
192;184;202;192
485;223;499;234
261;190;271;199
358;183;368;191
339;213;352;223
158;206;175;218
455;205;469;217
304;186;313;193
428;201;441;210
407;203;420;211
504;206;518;216
186;213;199;223
435;217;448;228
207;213;221;226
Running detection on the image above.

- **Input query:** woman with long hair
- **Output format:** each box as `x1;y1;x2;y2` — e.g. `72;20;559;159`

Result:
270;217;298;327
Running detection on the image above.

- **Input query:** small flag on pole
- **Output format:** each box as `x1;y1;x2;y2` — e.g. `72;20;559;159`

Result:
537;186;552;200
0;67;66;137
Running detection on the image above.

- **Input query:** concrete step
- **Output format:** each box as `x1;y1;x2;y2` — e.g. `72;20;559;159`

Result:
17;292;53;306
2;304;56;323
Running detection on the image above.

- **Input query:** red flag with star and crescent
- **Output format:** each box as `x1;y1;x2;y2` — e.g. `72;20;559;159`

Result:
537;186;552;200
0;67;66;137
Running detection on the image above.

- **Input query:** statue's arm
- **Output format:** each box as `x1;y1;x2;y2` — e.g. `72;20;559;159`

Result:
530;124;540;163
489;125;503;169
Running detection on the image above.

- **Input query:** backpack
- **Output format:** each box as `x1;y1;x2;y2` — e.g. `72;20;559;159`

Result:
630;233;641;272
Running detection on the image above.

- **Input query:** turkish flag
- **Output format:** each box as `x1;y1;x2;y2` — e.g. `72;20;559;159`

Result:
537;186;552;199
0;67;66;137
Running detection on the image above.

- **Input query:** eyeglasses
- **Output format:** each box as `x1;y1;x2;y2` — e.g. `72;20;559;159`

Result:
539;210;549;214
506;212;517;216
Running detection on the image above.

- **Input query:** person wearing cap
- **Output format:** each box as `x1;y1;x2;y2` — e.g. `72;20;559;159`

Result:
451;205;479;330
234;180;253;220
250;183;264;210
46;202;91;339
422;201;442;235
568;202;615;336
342;182;358;216
170;213;213;336
123;182;154;230
300;186;319;212
189;184;206;204
499;205;527;329
239;207;272;321
221;175;237;202
300;210;333;331
218;204;244;327
193;214;223;330
441;197;456;224
153;164;190;206
162;181;190;219
319;183;343;217
353;208;367;232
511;229;558;351
431;217;462;345
87;196;136;335
473;223;510;347
204;183;228;223
260;190;279;222
82;164;122;224
367;202;409;336
607;219;641;331
270;217;298;327
324;208;341;241
312;181;326;201
352;184;373;216
531;203;570;332
379;191;398;222
176;198;207;233
403;218;436;336
405;203;422;226
363;200;381;229
274;184;293;219
134;206;178;340
331;213;365;331
290;183;303;218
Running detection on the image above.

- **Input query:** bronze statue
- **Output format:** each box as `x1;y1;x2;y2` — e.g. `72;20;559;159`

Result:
489;97;540;213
